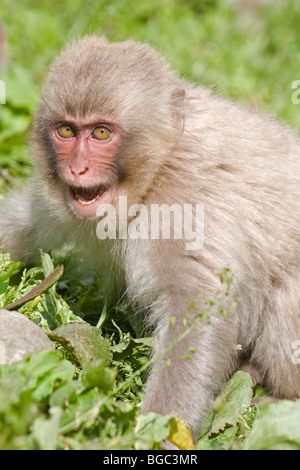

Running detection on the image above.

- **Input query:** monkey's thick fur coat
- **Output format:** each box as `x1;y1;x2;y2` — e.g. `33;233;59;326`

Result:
0;37;299;440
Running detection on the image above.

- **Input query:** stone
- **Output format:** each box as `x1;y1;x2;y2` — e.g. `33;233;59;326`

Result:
0;308;54;365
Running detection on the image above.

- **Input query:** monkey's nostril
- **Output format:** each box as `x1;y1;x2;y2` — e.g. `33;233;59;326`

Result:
79;167;89;175
69;165;89;177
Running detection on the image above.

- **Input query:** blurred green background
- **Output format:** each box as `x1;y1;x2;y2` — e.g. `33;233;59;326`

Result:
0;0;300;192
0;0;300;450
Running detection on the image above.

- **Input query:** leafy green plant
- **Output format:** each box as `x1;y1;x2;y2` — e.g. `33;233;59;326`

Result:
1;250;300;449
1;0;300;451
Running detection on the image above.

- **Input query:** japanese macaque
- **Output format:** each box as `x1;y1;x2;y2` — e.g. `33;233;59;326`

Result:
1;36;300;441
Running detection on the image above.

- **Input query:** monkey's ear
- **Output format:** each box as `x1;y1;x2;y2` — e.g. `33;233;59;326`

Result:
171;87;185;134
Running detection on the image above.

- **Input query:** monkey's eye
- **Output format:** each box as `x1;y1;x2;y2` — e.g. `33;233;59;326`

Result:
92;127;111;141
57;125;75;138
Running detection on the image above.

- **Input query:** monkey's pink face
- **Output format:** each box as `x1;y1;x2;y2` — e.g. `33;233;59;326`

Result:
50;118;122;218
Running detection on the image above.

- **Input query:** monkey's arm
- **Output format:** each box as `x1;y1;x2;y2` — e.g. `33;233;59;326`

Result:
141;296;237;441
0;187;55;263
126;242;238;441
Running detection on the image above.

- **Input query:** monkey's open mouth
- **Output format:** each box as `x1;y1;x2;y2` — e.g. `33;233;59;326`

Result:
71;185;107;205
66;184;114;218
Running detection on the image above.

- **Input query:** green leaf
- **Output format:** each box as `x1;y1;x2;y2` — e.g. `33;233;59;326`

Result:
80;359;117;392
58;388;106;434
207;371;253;436
134;412;170;450
47;322;112;368
168;415;195;450
32;406;62;450
25;350;75;400
0;252;23;283
0;350;75;449
49;382;78;408
244;400;300;450
5;264;64;310
38;251;83;327
111;334;152;362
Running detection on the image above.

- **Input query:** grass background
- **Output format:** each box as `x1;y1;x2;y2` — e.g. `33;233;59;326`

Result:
0;0;300;450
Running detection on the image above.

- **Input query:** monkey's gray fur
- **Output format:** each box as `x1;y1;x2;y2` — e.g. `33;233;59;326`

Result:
0;36;299;440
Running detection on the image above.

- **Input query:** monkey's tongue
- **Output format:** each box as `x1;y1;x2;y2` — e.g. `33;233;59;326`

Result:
73;186;106;205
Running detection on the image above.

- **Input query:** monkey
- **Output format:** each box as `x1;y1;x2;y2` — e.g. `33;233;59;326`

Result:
0;36;300;442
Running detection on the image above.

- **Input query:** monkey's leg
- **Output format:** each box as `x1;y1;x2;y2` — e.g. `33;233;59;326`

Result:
238;359;264;387
250;273;300;398
141;308;238;441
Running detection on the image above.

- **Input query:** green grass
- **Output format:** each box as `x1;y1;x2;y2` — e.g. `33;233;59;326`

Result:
0;0;300;450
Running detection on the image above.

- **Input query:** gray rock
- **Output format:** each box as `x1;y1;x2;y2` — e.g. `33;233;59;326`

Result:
0;308;54;365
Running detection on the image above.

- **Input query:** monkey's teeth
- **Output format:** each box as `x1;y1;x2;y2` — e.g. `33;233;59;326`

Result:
72;186;106;205
74;193;100;205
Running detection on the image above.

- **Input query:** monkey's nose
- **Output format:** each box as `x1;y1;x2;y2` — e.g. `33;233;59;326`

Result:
69;165;89;177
